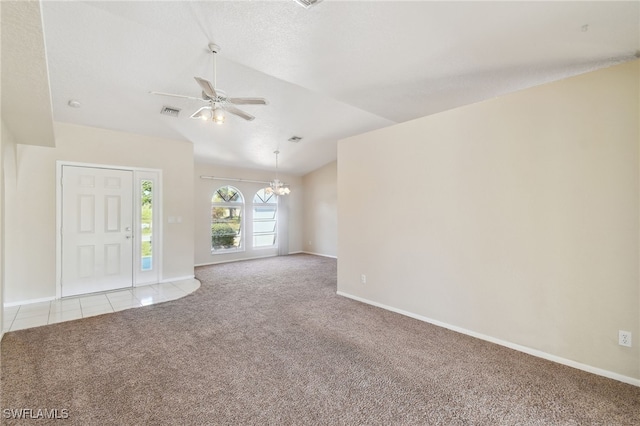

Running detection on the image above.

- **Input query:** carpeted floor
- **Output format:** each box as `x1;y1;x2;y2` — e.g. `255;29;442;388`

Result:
1;254;639;425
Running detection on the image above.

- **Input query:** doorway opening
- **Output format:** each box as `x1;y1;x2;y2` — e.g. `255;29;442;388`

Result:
56;163;162;298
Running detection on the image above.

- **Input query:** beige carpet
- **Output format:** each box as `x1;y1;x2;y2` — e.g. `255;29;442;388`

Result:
1;254;639;425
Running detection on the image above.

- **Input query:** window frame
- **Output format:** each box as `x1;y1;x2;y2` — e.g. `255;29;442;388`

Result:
252;188;278;249
211;185;245;254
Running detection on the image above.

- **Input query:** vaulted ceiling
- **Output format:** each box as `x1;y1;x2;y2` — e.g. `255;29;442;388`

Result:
5;1;639;175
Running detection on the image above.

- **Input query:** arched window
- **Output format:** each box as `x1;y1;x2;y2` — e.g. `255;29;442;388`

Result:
253;188;277;248
211;186;244;252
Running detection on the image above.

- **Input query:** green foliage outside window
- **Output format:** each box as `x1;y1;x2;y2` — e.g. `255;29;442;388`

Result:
141;180;153;258
211;186;243;251
211;223;238;247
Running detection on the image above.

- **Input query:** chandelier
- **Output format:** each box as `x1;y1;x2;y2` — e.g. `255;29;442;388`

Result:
265;150;291;196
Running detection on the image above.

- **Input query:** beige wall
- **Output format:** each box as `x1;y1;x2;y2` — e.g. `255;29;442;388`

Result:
0;134;3;337
0;139;3;337
302;161;337;257
338;60;639;381
0;4;3;337
194;162;303;265
0;124;6;337
4;122;194;303
1;122;18;329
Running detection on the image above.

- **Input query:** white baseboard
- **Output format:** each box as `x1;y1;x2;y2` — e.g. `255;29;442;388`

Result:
4;296;56;308
195;254;277;267
194;253;335;267
337;290;640;388
159;275;195;283
301;251;337;259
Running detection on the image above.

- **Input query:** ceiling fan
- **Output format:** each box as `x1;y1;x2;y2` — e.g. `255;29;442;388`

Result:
151;43;268;124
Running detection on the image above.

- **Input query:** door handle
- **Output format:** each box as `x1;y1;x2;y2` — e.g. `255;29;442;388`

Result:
126;235;133;239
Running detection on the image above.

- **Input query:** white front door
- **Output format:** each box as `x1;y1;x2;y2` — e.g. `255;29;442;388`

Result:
61;166;134;297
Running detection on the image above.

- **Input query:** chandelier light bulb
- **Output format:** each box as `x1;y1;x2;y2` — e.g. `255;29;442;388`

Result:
268;151;291;196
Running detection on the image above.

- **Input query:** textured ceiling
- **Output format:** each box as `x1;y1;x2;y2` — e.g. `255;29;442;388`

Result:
36;1;639;175
1;0;55;147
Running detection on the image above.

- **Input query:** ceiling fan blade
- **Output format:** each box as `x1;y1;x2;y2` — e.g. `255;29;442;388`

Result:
224;105;255;121
194;77;217;99
190;106;212;120
149;91;206;102
227;97;268;105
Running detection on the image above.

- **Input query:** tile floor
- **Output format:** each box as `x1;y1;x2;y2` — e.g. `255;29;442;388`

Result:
2;278;200;333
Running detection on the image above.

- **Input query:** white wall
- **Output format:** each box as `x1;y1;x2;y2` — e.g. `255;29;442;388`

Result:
0;3;4;337
302;161;337;257
4;122;194;304
194;162;303;265
0;124;6;338
338;60;639;381
0;121;18;329
2;124;17;316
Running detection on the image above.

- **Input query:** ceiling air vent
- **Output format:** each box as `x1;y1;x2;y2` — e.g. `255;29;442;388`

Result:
288;136;303;143
160;106;181;117
293;0;322;9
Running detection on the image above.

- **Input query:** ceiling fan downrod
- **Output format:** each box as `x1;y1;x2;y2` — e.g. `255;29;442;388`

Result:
209;43;220;91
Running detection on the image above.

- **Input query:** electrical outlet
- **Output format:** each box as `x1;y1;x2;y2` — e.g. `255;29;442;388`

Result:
619;330;632;347
360;274;366;284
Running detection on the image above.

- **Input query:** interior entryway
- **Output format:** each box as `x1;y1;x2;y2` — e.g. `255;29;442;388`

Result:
58;164;161;298
61;166;133;297
3;278;200;333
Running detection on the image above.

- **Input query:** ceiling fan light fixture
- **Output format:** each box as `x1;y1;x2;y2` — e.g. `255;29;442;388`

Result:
200;109;212;121
152;43;268;124
212;107;225;124
293;0;323;9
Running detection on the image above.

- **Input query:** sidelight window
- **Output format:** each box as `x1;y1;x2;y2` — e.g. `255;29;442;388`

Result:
141;180;153;270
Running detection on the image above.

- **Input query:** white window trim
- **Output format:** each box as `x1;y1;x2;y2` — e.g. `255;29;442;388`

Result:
134;171;162;286
252;189;278;249
211;186;245;254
